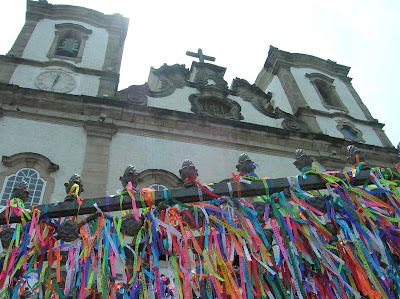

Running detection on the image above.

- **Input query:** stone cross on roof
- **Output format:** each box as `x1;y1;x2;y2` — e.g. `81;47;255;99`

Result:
186;48;215;63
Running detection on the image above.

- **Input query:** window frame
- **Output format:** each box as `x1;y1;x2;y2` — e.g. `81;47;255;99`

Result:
0;168;47;208
47;23;92;63
0;153;59;206
148;184;168;191
336;120;365;143
137;169;182;190
306;73;349;113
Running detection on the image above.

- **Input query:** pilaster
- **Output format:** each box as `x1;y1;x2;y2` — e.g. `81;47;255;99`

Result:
7;20;38;58
81;121;117;198
276;67;321;133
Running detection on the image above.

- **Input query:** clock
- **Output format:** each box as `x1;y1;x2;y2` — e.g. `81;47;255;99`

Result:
35;71;76;93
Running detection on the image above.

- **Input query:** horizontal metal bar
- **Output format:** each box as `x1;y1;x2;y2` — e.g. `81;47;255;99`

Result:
0;168;397;224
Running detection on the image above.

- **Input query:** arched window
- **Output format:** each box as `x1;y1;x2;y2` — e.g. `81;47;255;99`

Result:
0;168;46;208
137;169;182;190
306;73;348;113
0;153;59;206
148;184;168;191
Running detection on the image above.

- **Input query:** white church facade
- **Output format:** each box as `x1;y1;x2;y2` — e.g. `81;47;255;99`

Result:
0;0;397;208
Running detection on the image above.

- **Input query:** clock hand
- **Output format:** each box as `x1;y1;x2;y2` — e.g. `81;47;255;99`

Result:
51;73;61;89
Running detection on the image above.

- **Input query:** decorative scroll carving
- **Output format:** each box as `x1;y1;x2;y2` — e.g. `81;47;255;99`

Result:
118;64;190;104
152;64;189;90
179;159;199;188
189;92;243;120
119;83;149;106
231;78;277;118
191;62;228;91
281;118;308;132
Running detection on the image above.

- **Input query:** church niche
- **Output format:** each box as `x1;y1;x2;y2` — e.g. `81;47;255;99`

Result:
55;30;81;58
47;23;92;63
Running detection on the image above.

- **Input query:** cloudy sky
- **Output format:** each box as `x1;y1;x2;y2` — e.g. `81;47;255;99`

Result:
1;0;399;146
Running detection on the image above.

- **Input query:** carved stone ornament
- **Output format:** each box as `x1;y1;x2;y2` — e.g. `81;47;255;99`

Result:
262;228;274;246
118;83;149;105
189;92;243;121
120;165;140;189
20;288;32;299
231;78;278;118
397;142;400;162
293;149;313;172
120;214;143;237
57;220;80;242
11;180;29;202
118;64;190;103
281;118;308;132
0;228;16;249
236;153;257;175
151;64;190;90
182;207;205;229
191;62;228;91
252;202;269;223
179;159;199;188
324;222;338;236
304;197;327;214
64;174;84;202
346;145;366;165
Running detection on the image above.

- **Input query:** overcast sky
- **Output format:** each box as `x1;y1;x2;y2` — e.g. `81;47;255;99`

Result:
1;0;399;147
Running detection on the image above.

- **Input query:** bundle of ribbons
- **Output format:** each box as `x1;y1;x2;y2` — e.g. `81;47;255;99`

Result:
0;167;400;298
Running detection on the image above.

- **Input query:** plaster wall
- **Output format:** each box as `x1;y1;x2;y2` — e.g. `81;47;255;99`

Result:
291;68;368;121
10;64;100;97
147;86;290;129
315;115;383;146
21;19;109;70
106;133;307;194
0;117;87;201
228;95;283;128
264;75;294;115
147;87;193;113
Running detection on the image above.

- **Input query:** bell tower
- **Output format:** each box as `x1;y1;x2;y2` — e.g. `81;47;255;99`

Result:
0;0;128;97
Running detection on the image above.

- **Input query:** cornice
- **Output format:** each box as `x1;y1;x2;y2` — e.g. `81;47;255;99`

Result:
264;46;352;82
295;107;385;129
83;120;117;139
0;83;396;166
0;55;120;79
26;0;129;37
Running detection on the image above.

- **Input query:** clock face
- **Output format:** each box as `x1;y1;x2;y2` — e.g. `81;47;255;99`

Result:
35;71;76;93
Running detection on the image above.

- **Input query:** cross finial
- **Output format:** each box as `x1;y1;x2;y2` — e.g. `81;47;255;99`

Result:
186;48;215;63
